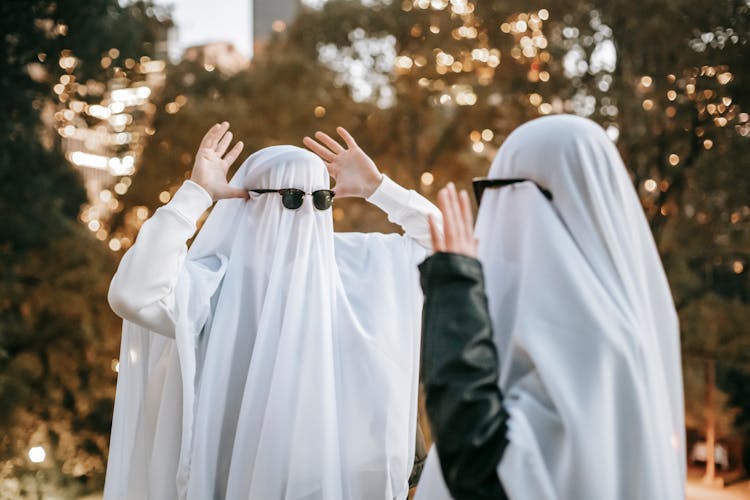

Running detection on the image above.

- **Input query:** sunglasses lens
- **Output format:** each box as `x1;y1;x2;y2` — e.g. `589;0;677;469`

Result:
312;190;334;210
281;190;304;210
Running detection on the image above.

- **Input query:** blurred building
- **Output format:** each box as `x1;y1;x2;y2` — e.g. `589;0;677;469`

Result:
253;0;301;55
183;42;250;75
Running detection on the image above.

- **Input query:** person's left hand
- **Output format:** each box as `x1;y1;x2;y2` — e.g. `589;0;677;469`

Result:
429;183;477;258
303;127;383;198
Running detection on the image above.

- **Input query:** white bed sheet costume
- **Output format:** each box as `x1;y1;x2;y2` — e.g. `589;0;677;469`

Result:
415;115;686;500
104;146;440;500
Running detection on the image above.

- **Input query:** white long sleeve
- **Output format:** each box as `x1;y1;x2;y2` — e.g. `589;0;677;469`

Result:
108;180;213;337
108;175;439;336
366;174;442;249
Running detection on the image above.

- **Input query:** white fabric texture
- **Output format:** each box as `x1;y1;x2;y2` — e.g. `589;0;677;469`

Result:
104;145;438;500
416;115;685;500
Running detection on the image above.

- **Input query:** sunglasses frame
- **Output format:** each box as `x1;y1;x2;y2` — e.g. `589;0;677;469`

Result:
249;188;335;211
472;178;553;206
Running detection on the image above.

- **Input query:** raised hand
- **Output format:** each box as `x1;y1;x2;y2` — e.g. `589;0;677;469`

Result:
302;127;383;198
190;122;247;201
429;183;477;258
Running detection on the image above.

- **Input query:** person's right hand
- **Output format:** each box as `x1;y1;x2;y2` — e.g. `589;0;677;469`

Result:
190;122;248;201
429;183;477;258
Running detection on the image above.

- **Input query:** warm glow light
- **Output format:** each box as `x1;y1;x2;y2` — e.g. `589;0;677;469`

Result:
733;261;744;274
421;172;434;186
28;446;45;463
395;56;413;69
111;87;149;107
109;102;125;114
108;156;135;176
644;179;658;192
70;151;109;169
86;104;112;120
717;72;732;85
141;60;166;73
472;142;485;153
159;191;171;203
668;154;680;166
314;106;326;118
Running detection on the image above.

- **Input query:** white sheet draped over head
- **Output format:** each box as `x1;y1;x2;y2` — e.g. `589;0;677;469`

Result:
417;115;685;500
106;146;425;500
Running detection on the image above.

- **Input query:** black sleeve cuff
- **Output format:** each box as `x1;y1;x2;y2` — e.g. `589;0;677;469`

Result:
418;252;484;291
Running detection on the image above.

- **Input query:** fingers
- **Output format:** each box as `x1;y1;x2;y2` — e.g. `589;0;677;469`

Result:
336;127;358;149
429;215;445;253
222;141;244;167
303;136;336;162
314;131;345;154
448;183;464;249
438;186;457;251
459;189;474;243
215;130;233;156
438;183;475;255
199;123;222;149
206;122;229;149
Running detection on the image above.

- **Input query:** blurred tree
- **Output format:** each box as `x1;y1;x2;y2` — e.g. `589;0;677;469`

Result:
107;0;749;486
0;0;169;496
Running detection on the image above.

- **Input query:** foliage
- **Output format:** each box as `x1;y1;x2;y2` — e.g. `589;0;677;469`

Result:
0;0;168;495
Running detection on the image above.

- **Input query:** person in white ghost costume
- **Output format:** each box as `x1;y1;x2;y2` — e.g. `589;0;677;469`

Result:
414;115;686;500
104;122;441;500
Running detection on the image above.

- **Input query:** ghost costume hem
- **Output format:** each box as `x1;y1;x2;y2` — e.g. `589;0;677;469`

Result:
104;147;440;500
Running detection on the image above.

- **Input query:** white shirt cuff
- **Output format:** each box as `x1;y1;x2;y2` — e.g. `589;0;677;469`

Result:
366;174;411;214
168;180;213;223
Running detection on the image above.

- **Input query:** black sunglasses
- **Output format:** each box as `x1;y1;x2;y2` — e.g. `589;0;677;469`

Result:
472;178;553;206
249;188;335;211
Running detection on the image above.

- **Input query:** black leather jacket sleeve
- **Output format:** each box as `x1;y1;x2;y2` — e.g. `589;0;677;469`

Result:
418;252;509;500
